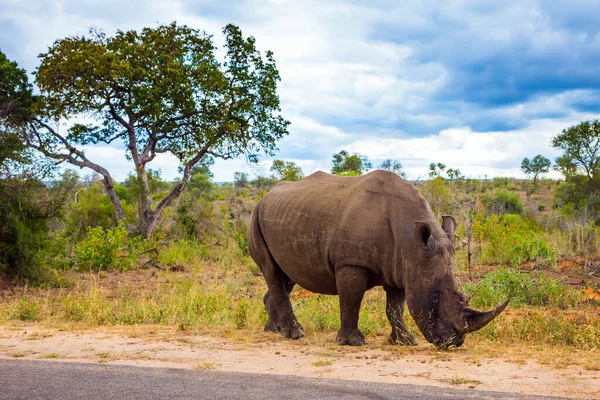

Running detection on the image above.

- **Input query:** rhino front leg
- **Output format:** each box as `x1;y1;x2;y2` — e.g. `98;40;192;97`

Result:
384;286;418;345
336;266;368;346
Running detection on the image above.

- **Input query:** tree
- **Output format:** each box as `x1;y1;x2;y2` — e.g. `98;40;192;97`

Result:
446;168;464;182
0;51;63;279
450;193;478;279
186;163;214;195
428;162;447;179
0;51;33;129
270;159;304;181
552;120;600;193
2;23;289;237
233;172;249;188
521;155;551;191
251;175;278;190
379;159;406;178
331;150;372;176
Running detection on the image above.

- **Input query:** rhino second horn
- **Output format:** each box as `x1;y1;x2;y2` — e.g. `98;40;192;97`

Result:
464;299;509;333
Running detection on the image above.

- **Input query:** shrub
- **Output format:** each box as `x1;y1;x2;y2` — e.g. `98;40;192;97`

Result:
64;183;120;237
10;297;42;321
465;268;580;309
158;239;209;267
0;178;55;281
482;191;523;215
73;222;135;271
474;214;556;267
508;232;557;268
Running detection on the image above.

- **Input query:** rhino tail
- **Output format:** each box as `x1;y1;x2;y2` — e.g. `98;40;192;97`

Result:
248;202;275;274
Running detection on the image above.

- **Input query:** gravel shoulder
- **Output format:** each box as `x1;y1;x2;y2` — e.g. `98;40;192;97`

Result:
0;323;598;399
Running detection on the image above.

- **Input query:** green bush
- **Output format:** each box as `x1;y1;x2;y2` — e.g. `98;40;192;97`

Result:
158;239;209;267
64;183;120;237
508;232;557;268
482;191;523;215
553;175;592;211
474;214;556;267
73;222;136;271
465;268;580;309
10;297;42;321
0;201;48;280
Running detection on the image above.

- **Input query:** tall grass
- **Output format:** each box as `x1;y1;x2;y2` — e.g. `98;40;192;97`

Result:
60;281;267;330
474;309;600;349
548;222;600;260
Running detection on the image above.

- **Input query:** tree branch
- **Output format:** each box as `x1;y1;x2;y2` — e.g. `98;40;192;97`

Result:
24;120;126;222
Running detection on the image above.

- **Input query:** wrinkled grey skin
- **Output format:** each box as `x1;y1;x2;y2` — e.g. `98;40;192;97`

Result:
248;170;508;348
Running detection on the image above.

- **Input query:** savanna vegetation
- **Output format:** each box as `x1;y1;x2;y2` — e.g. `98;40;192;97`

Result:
1;23;600;367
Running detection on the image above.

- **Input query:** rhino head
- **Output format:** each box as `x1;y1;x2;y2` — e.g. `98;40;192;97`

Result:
405;216;508;349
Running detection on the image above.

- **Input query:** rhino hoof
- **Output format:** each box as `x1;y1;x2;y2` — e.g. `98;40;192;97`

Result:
279;322;305;339
290;327;305;339
264;321;279;333
337;330;365;346
389;333;419;346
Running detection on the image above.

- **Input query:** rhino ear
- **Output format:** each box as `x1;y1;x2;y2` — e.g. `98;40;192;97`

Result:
441;216;456;242
415;221;436;256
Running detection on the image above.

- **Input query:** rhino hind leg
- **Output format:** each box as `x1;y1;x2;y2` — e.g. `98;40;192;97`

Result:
249;207;304;340
263;279;296;333
263;291;279;333
336;266;369;346
257;259;304;339
384;287;418;346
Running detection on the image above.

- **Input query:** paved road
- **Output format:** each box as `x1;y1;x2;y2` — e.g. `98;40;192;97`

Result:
0;359;567;400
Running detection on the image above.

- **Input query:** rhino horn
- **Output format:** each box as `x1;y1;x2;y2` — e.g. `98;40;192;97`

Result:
464;299;509;333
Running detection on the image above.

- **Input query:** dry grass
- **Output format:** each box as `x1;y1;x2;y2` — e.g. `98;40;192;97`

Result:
194;361;220;370
1;239;599;370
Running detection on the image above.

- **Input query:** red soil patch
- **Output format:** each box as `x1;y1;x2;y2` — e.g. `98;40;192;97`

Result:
580;287;600;302
293;289;313;299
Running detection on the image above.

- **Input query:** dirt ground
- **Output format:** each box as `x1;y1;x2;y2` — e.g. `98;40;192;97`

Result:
0;323;598;399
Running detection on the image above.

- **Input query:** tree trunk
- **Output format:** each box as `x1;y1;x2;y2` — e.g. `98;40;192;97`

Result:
25;119;130;230
100;174;126;222
143;180;190;237
135;163;154;237
138;144;211;237
467;227;473;280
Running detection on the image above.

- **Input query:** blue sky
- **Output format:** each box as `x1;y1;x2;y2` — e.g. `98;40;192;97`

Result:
1;0;599;181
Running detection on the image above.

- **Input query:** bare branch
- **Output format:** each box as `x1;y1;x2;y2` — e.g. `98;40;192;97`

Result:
206;150;234;160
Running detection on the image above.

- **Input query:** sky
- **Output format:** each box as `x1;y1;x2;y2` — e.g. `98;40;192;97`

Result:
2;0;600;182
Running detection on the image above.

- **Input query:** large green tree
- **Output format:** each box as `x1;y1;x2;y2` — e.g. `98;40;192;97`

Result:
331;150;372;176
552;120;600;193
2;23;289;237
521;154;551;191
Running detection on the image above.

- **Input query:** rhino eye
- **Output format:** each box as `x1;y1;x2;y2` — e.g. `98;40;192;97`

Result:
429;292;441;308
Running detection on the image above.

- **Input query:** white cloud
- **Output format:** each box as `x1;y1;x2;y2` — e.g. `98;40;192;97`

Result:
344;115;590;180
3;0;600;183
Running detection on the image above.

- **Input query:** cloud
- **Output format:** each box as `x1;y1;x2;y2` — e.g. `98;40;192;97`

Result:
369;1;600;109
344;114;594;180
2;0;600;183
